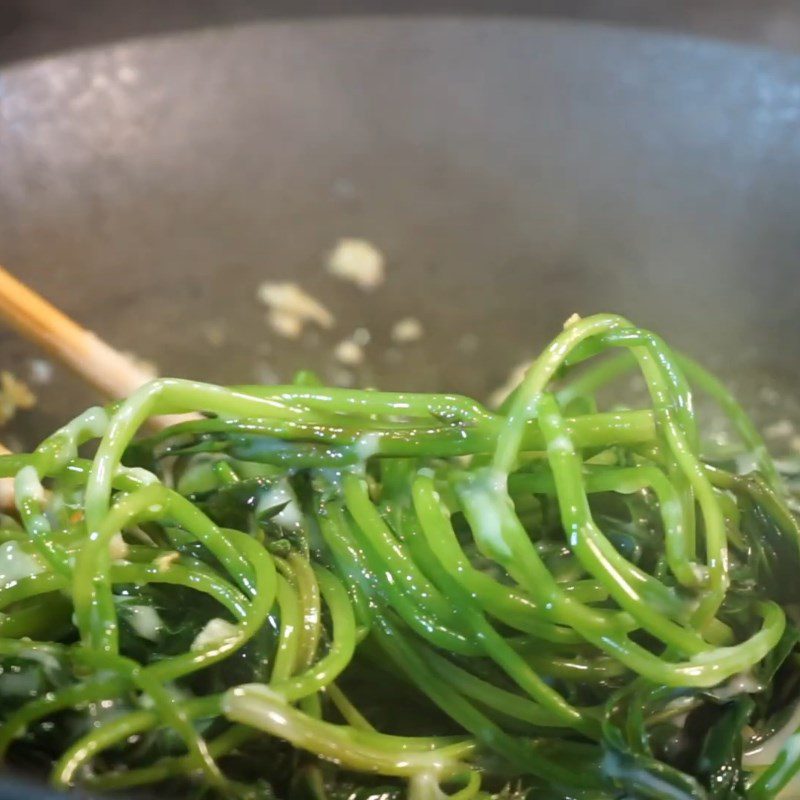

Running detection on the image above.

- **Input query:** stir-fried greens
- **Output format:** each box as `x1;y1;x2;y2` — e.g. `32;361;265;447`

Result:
1;313;800;799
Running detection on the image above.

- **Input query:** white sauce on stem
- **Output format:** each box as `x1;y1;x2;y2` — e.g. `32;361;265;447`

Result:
258;480;303;529
0;541;44;585
191;618;239;652
711;670;763;702
126;605;164;641
746;700;800;767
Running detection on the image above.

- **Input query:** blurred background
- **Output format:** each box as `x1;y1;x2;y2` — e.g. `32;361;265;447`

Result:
3;0;800;62
2;1;800;449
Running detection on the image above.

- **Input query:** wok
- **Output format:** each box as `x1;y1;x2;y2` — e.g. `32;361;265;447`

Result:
1;14;800;798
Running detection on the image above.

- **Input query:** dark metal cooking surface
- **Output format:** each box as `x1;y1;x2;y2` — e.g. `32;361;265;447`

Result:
4;0;800;64
2;18;800;440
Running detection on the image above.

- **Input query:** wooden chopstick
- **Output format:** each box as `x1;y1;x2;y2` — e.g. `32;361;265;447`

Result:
0;266;160;400
0;266;197;429
0;443;13;510
0;267;207;508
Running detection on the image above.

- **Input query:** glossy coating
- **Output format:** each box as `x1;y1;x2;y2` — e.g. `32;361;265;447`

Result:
1;16;800;798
